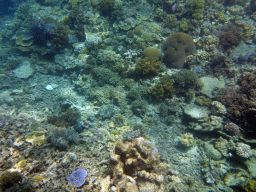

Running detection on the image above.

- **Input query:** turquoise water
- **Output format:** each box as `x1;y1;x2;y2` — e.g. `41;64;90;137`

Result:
0;0;256;191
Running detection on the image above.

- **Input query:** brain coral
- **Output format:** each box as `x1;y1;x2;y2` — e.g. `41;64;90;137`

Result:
162;32;196;68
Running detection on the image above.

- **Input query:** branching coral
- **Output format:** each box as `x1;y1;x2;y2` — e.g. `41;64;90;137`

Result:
219;26;242;51
217;73;256;139
135;57;161;77
151;75;174;100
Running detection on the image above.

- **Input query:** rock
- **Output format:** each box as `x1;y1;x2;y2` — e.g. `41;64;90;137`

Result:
200;76;225;98
101;176;110;192
13;61;34;79
45;84;58;91
183;104;210;121
204;142;222;161
245;157;256;178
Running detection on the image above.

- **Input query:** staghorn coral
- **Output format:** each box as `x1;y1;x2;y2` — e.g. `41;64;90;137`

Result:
162;32;196;68
107;137;165;191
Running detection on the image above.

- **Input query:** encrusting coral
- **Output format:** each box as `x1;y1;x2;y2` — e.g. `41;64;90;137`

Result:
106;137;165;192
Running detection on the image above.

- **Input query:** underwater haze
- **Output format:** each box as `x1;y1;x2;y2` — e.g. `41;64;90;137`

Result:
1;0;256;191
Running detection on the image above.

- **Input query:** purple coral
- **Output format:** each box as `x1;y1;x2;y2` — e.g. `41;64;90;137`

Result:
67;169;87;188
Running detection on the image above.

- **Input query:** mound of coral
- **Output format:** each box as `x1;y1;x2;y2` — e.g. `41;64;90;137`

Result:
103;137;166;192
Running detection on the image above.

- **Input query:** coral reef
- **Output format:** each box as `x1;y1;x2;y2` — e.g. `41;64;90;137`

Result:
0;171;22;191
235;142;253;158
162;33;196;68
204;142;222;161
178;133;194;148
190;0;205;20
151;75;174;100
163;14;178;29
98;104;116;119
123;129;141;141
47;128;79;150
131;99;148;117
99;0;117;16
195;96;212;106
134;26;143;36
217;73;256;138
224;122;242;137
251;0;256;12
67;169;87;188
50;24;70;51
219;26;242;51
209;55;231;77
47;108;81;128
135;57;161;77
172;69;202;92
142;47;161;59
106;137;165;191
91;67;121;86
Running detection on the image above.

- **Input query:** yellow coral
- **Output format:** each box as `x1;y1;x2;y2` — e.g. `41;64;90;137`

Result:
106;137;165;191
179;133;194;147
